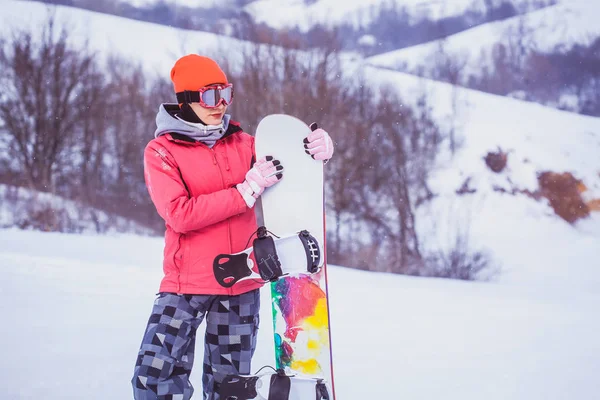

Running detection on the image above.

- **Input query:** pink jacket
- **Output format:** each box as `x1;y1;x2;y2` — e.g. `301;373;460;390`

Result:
143;118;263;295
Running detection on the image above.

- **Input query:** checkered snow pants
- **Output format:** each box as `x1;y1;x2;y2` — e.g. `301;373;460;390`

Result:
131;290;260;400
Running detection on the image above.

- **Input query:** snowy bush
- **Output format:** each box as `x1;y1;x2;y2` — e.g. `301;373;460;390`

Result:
537;172;590;223
484;148;508;173
425;238;497;281
0;184;155;235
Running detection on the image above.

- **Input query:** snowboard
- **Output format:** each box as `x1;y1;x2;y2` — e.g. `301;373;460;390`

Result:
255;114;336;399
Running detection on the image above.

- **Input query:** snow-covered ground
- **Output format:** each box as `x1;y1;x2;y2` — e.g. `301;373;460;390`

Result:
367;0;600;77
1;228;599;399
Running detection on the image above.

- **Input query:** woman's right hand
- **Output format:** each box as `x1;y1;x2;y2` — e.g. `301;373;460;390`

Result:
236;156;283;208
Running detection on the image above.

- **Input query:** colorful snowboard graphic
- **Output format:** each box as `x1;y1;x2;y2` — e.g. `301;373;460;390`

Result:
255;114;335;398
271;273;330;375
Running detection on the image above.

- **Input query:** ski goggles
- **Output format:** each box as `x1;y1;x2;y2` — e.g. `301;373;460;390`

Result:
176;84;234;109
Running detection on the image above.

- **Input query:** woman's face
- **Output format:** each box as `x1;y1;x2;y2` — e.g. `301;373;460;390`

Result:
189;102;227;126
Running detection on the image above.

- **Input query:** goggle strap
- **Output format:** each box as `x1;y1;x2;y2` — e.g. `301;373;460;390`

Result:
176;91;201;104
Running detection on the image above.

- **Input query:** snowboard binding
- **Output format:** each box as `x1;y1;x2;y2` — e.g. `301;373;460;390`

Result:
219;368;330;400
213;226;322;288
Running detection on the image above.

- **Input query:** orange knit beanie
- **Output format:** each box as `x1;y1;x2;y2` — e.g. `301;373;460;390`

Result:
170;54;228;93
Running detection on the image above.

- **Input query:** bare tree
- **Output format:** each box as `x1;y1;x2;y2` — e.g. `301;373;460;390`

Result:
0;14;97;192
0;13;168;233
89;56;173;227
322;76;377;263
0;11;484;275
431;38;468;154
218;38;447;273
318;80;443;273
218;30;344;132
364;87;443;272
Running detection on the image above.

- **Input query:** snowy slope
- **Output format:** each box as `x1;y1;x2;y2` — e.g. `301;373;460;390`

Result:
0;1;252;78
0;1;352;83
124;0;235;8
1;229;600;399
118;0;537;32
367;0;600;77
244;0;481;31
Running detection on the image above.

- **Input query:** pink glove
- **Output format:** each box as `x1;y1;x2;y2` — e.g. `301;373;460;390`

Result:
304;124;334;161
236;156;283;208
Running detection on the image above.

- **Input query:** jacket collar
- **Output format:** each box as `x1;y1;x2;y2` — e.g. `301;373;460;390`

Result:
165;120;243;146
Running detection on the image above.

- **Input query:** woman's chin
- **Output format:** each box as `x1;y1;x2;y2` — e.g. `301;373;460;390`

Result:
205;116;223;125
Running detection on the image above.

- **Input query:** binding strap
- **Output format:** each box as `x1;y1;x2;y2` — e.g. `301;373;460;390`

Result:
219;375;259;399
268;370;291;400
299;230;321;273
254;226;283;281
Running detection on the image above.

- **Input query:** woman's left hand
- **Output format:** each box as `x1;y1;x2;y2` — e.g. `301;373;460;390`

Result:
304;124;334;162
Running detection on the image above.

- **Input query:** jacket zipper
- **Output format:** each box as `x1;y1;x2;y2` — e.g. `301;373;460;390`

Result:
210;143;235;295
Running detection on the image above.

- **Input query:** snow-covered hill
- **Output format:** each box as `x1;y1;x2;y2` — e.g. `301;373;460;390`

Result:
1;228;599;399
0;1;250;78
124;0;235;9
367;0;600;77
350;63;600;288
120;0;543;32
1;0;599;266
244;0;484;31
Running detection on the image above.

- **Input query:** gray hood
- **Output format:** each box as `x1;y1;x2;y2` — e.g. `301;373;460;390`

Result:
154;103;231;148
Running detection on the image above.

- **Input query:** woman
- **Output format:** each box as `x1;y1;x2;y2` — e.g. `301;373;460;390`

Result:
131;54;334;400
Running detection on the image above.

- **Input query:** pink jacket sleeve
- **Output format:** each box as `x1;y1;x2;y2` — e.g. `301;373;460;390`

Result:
143;142;248;234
